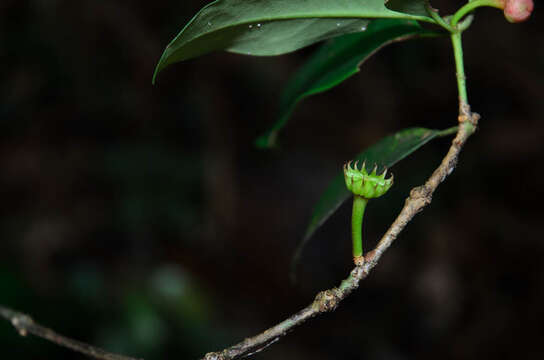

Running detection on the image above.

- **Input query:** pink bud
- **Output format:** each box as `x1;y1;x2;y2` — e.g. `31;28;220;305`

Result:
504;0;534;23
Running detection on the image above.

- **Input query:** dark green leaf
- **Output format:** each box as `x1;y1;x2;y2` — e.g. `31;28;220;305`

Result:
153;0;436;83
292;127;457;276
385;0;431;17
256;19;443;148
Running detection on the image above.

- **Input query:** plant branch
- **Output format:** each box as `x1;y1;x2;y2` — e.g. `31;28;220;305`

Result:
0;305;143;360
0;113;479;360
451;32;468;106
1;26;479;360
201;110;479;360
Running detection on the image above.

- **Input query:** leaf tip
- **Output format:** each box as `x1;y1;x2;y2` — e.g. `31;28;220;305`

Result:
152;64;161;85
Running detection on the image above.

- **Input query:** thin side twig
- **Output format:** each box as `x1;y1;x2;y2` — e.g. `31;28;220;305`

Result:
0;305;143;360
202;107;480;360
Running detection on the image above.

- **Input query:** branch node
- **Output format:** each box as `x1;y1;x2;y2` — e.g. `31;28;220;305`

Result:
409;185;429;199
458;113;470;124
10;313;33;337
408;186;432;211
203;353;226;360
314;290;339;313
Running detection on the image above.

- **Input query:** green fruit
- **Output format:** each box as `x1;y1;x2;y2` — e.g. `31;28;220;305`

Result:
343;161;393;199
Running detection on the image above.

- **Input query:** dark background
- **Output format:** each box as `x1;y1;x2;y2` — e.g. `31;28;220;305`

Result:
1;1;543;359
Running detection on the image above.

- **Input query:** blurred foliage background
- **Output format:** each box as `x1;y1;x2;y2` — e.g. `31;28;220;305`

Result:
1;0;543;359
